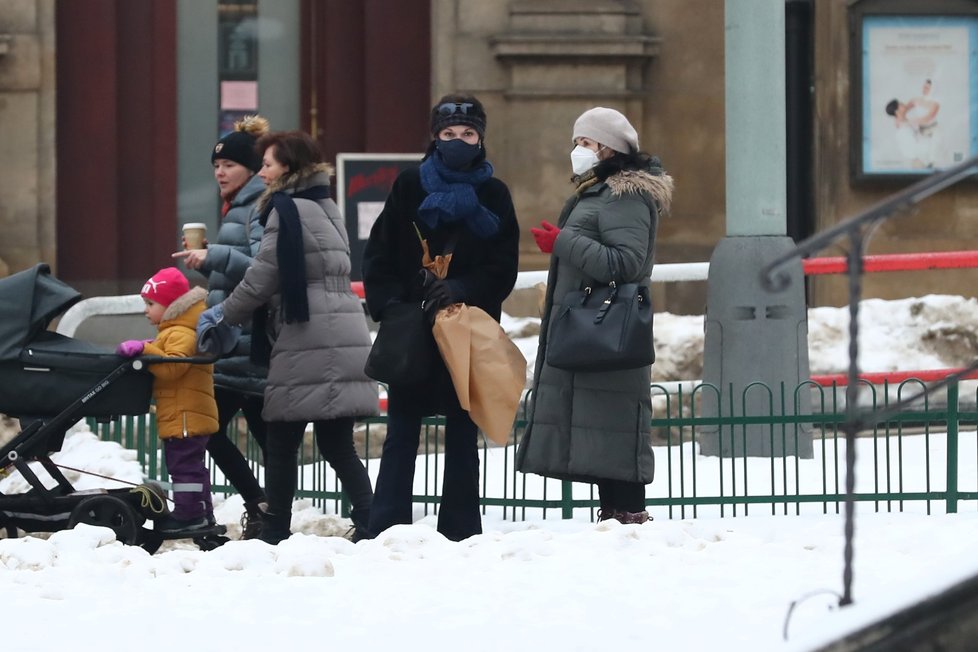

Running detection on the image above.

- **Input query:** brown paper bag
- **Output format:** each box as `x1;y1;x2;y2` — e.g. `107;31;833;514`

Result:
433;304;527;445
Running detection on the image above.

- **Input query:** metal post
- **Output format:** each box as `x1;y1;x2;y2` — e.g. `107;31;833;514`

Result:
946;381;960;515
701;0;812;458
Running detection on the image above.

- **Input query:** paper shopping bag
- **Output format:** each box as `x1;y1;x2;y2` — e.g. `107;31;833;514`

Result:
433;304;527;445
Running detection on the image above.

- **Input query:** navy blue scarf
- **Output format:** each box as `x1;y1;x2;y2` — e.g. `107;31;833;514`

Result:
259;184;331;324
418;154;500;238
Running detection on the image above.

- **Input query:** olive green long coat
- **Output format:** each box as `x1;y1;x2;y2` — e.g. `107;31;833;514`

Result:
516;168;674;484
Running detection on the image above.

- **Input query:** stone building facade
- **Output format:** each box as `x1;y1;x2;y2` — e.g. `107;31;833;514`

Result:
0;0;55;278
2;0;977;313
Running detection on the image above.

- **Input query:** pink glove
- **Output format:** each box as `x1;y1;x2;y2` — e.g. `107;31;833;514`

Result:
115;340;146;357
530;220;560;254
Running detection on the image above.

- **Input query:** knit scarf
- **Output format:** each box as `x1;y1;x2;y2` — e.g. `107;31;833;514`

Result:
259;185;330;324
417;154;500;238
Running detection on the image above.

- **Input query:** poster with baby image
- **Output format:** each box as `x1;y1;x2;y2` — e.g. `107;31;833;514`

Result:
860;15;978;177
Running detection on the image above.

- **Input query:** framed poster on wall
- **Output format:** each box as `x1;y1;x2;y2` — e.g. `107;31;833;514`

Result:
850;2;978;181
336;153;423;281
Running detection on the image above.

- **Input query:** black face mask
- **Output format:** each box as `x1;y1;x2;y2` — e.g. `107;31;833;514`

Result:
436;139;482;170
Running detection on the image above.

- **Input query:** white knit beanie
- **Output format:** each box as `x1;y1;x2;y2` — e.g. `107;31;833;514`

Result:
571;107;639;154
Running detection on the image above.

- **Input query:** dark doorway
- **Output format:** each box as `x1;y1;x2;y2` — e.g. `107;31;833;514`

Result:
786;0;815;244
301;0;432;164
55;0;177;296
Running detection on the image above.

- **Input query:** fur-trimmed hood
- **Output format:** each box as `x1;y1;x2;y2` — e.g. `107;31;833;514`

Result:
161;286;208;323
257;162;334;213
606;169;674;215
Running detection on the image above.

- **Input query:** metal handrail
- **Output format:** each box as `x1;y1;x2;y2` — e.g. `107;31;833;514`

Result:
759;154;978;607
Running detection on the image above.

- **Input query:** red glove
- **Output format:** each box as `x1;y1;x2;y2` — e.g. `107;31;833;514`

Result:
530;220;560;254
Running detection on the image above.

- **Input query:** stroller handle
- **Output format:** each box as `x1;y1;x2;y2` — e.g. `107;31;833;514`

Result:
133;354;220;370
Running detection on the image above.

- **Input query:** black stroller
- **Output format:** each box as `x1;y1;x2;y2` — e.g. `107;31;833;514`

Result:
0;264;227;552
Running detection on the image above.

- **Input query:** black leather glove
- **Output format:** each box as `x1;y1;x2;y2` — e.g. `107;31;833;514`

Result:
422;279;459;323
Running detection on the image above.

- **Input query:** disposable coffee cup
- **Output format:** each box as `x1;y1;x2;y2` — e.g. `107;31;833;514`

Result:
182;223;207;250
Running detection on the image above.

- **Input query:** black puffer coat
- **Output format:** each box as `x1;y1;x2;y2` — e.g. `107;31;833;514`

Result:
361;166;520;416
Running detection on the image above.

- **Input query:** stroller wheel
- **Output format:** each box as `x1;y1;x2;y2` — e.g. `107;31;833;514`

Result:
68;495;143;545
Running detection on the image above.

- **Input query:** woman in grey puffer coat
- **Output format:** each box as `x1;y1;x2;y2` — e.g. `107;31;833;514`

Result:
215;130;378;544
517;107;673;525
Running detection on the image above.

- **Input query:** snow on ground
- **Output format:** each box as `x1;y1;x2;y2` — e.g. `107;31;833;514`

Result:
3;295;978;651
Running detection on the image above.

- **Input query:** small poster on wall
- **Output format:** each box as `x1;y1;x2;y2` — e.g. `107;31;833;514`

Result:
854;13;978;180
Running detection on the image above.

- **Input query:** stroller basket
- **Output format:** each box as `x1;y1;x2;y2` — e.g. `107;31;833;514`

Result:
0;330;152;417
0;264;152;419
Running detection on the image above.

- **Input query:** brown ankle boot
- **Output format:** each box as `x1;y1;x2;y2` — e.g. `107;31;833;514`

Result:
613;510;651;525
596;508;619;522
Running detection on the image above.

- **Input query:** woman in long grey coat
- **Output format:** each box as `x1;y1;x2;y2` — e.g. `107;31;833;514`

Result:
213;130;378;544
517;107;673;524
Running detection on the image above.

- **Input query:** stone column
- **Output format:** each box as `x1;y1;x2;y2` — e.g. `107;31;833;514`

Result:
0;0;56;277
700;0;812;458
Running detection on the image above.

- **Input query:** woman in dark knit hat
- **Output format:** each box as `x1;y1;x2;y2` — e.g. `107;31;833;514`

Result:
517;106;674;525
172;114;271;539
361;93;520;541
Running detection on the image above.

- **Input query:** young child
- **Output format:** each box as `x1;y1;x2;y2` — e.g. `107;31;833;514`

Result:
116;267;219;535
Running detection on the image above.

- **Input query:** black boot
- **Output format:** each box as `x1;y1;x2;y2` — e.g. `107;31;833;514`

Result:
349;508;372;542
240;497;267;541
259;510;291;545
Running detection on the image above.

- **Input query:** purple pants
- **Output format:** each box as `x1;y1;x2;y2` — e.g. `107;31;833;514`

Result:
163;435;213;520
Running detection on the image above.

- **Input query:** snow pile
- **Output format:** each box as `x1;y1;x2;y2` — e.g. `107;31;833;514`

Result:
1;296;978;650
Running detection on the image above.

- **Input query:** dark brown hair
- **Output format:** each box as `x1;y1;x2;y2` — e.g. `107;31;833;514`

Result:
255;130;323;174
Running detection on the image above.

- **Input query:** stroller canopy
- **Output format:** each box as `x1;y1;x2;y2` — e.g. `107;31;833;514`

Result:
0;264;82;361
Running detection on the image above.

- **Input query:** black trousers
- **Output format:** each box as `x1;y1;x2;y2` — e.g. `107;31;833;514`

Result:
597;479;647;514
368;407;482;542
264;417;373;517
207;387;267;505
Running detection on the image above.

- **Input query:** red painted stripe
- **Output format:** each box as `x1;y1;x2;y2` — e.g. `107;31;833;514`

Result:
804;251;978;275
810;368;978;387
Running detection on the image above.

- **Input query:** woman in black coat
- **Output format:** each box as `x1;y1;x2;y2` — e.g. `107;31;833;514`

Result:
361;94;519;541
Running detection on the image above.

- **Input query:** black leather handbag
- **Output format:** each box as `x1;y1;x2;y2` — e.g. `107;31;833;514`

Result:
364;301;437;385
546;277;655;373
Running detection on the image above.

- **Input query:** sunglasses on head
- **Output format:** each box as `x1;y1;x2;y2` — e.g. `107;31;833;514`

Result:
436;102;475;117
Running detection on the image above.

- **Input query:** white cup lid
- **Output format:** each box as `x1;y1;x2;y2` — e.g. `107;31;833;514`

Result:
182;222;207;230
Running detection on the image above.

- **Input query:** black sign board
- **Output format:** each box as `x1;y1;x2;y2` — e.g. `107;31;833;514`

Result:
336;153;423;280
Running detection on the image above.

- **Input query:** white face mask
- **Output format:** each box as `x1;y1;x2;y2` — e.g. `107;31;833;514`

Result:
570;145;600;176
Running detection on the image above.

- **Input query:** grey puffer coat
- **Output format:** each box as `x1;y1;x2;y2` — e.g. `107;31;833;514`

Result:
198;172;267;394
220;164;378;423
516;167;674;484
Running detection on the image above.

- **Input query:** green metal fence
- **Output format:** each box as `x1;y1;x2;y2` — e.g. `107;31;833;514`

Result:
86;377;978;521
